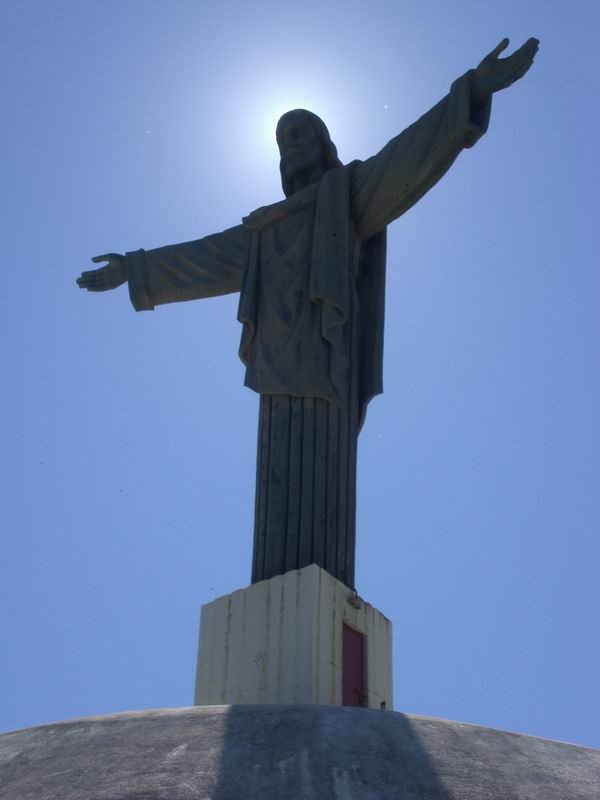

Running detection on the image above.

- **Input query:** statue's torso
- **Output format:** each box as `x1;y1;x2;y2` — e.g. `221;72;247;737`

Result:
246;203;339;401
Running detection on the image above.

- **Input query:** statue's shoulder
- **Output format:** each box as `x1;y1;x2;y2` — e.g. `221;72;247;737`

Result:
242;183;320;231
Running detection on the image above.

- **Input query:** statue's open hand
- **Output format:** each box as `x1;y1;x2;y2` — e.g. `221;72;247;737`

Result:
472;37;539;101
76;253;127;292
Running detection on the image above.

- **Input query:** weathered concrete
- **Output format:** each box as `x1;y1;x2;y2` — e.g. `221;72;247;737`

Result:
195;565;392;708
1;705;598;800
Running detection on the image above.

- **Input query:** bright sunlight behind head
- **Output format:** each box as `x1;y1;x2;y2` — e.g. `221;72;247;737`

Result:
238;63;349;169
201;51;391;206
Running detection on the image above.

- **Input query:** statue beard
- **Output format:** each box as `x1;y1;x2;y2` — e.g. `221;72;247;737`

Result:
281;153;326;196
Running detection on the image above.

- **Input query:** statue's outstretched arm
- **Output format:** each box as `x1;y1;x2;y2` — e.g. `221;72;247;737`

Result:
351;37;539;241
76;224;249;311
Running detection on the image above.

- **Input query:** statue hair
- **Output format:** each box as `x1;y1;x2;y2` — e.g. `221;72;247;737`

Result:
277;109;343;197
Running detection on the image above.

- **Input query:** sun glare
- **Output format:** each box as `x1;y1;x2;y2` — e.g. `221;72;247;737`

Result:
228;65;355;189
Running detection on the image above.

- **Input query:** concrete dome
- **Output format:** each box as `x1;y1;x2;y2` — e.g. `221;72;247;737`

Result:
1;705;598;799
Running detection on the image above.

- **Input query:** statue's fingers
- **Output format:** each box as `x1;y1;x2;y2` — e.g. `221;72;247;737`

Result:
91;253;121;264
505;52;537;84
79;277;102;290
505;52;534;76
78;272;105;288
514;39;539;63
489;37;509;59
504;45;537;76
77;280;98;291
512;37;538;53
85;277;109;291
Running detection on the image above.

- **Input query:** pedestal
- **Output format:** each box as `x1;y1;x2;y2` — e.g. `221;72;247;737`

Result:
194;564;393;708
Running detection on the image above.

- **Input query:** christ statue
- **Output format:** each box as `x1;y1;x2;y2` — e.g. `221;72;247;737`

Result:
77;38;539;590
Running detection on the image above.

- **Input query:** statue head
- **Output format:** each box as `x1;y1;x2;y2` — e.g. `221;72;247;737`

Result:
276;109;343;197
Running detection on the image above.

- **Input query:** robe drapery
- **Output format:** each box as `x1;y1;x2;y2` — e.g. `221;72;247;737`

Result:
125;72;491;588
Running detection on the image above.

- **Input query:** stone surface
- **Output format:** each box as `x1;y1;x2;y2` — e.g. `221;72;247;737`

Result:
195;564;392;708
76;41;539;588
2;704;598;800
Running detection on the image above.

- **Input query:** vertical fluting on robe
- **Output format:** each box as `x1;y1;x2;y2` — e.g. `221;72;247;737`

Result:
251;395;358;589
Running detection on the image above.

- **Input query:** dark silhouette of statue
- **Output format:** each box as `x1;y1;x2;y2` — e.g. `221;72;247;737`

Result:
77;38;539;589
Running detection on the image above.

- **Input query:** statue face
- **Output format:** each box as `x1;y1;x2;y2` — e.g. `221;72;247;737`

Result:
276;113;323;181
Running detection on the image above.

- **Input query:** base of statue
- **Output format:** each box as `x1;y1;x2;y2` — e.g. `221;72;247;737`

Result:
194;564;393;709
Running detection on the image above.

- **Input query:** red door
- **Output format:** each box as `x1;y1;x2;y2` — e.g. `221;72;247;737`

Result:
342;623;365;706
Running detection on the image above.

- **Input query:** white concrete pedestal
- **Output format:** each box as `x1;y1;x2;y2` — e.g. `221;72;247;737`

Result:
194;564;393;709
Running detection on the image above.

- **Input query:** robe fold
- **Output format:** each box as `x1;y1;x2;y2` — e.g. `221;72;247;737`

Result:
124;71;491;587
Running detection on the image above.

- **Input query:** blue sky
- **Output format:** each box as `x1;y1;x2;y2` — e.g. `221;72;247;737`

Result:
1;1;599;749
